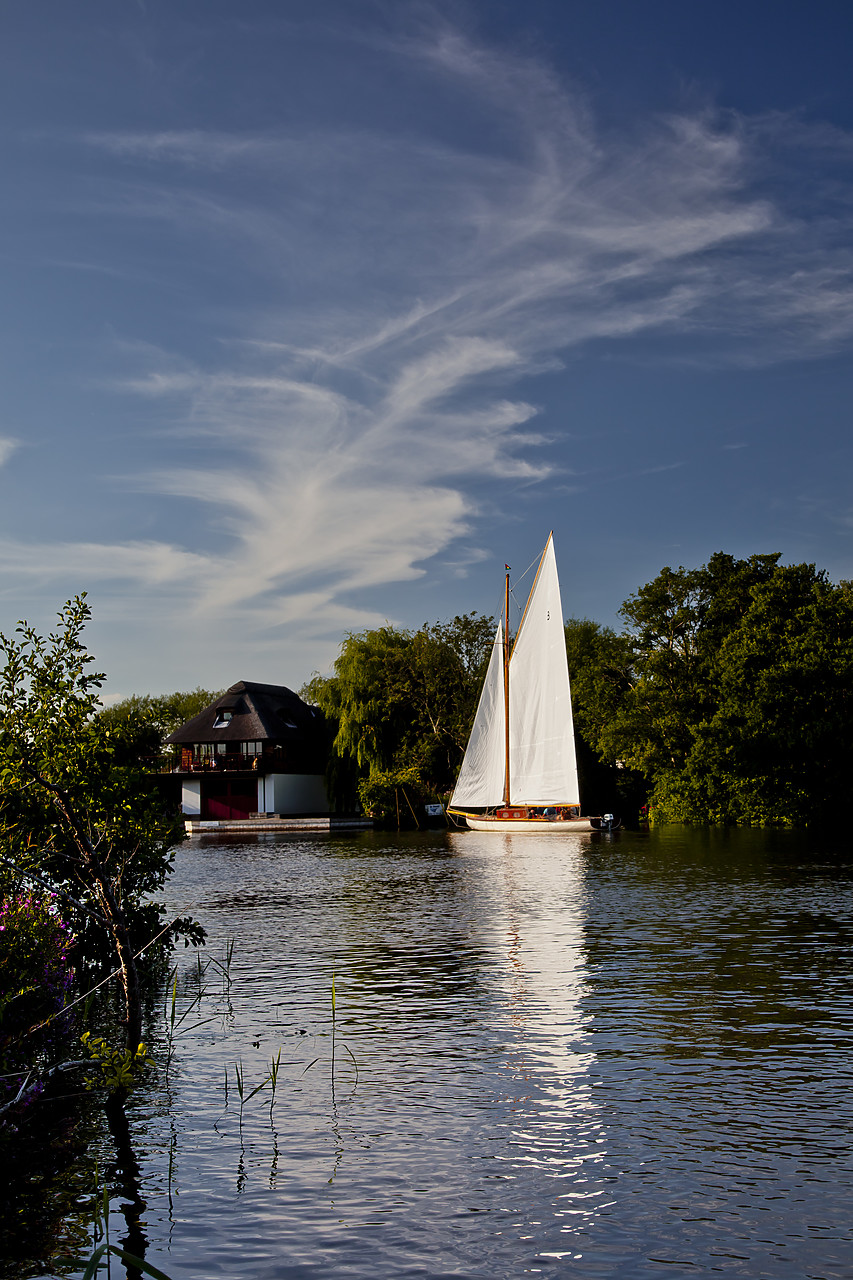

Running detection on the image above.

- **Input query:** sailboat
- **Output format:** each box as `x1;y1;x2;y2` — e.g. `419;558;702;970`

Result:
448;533;616;833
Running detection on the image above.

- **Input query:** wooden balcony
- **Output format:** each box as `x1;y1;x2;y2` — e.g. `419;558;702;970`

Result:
176;749;287;775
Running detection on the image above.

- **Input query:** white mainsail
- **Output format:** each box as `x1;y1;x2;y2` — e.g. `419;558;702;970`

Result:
450;535;581;811
449;621;506;808
508;535;580;805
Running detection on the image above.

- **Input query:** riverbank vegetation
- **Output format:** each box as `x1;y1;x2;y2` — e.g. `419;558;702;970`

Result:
0;596;204;1127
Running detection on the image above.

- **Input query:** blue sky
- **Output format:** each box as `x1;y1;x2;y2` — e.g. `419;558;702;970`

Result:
2;1;852;697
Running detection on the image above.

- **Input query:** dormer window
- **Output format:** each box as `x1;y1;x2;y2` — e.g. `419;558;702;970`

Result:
212;710;233;729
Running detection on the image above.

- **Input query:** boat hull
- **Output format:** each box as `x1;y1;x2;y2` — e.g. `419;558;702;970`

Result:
463;814;595;833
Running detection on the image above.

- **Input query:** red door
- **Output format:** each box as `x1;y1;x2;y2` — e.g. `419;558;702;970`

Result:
202;778;258;819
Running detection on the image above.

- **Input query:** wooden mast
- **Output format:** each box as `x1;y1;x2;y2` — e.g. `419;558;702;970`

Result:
503;564;511;808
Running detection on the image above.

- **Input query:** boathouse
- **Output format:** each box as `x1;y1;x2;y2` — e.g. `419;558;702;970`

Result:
166;681;329;819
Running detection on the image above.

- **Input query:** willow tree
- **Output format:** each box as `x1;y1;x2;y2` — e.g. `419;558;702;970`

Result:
302;613;494;814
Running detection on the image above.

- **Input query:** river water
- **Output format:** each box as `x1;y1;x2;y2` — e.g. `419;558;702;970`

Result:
42;826;853;1278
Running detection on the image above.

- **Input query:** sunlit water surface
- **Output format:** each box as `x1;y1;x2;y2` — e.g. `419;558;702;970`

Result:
50;827;853;1278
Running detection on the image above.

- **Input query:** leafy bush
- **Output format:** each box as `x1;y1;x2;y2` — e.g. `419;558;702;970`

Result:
0;596;205;1060
357;766;429;826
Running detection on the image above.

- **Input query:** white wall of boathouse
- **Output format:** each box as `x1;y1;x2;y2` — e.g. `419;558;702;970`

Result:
258;772;329;815
181;778;202;815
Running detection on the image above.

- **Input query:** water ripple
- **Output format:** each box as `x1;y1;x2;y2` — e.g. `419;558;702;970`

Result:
44;827;853;1279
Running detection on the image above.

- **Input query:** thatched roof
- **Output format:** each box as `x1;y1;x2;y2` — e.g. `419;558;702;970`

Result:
165;680;323;750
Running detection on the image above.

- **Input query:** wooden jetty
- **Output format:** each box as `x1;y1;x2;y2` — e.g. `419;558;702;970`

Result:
184;815;373;835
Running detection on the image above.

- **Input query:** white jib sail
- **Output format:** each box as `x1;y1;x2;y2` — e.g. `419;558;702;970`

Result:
508;536;580;806
450;621;506;809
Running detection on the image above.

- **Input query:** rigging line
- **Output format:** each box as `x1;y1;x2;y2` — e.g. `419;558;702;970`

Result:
511;551;541;590
487;552;540;632
489;585;507;628
506;551;541;636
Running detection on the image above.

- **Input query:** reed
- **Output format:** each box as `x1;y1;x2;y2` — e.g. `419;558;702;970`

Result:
160;939;236;1087
328;967;359;1095
204;937;235;993
161;963;217;1086
330;967;336;1090
234;1059;244;1129
233;1059;275;1130
163;968;179;1085
268;1046;281;1124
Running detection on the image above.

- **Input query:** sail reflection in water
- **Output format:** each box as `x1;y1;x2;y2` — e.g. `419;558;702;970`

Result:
452;832;607;1260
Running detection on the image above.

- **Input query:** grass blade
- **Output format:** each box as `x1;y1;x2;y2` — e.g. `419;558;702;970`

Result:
80;1243;109;1280
104;1244;176;1280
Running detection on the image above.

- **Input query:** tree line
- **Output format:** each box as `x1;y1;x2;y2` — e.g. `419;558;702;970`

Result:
303;552;853;828
582;552;853;826
28;552;848;831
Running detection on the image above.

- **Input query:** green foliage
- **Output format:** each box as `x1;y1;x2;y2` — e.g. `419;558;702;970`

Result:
604;554;853;826
564;617;634;751
655;564;853;825
80;1032;149;1093
608;553;781;777
357;765;428;825
98;687;224;766
302;613;494;812
563;618;642;815
0;596;205;1057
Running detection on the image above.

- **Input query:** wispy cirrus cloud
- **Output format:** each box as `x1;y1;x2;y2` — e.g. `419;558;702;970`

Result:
0;538;210;587
5;19;853;686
